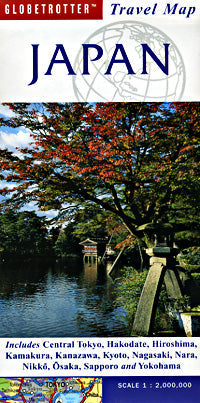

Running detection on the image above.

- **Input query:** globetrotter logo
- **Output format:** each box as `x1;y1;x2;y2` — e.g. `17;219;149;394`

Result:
0;0;103;20
73;21;185;101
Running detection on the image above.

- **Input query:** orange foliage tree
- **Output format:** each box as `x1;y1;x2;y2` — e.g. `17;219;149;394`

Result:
0;102;199;246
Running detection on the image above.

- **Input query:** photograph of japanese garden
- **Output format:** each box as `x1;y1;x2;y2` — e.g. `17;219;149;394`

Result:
0;102;199;337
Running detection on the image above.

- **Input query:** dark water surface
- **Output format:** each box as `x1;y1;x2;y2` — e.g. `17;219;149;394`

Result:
0;257;129;337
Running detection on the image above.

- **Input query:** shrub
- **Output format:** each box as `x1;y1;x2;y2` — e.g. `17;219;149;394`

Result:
115;267;148;325
179;246;200;266
116;266;189;334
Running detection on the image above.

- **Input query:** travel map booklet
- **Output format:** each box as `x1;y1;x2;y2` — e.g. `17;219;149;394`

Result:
0;0;200;401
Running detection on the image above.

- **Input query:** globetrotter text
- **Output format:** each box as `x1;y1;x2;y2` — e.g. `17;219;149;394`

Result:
5;3;90;16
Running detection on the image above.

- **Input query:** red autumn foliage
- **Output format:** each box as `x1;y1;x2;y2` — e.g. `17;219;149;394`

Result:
0;102;199;242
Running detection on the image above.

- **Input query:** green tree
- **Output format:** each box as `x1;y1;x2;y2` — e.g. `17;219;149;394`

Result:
16;211;48;255
0;211;18;255
54;222;80;257
72;205;112;240
0;211;49;257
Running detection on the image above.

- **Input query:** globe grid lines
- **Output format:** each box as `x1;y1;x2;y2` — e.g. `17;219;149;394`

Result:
73;20;185;101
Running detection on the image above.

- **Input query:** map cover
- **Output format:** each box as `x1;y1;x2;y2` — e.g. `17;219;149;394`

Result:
0;0;200;402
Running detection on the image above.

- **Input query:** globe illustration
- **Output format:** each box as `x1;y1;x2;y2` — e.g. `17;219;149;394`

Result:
73;21;185;101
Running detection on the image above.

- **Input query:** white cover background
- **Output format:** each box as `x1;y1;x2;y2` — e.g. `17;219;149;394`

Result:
0;0;200;101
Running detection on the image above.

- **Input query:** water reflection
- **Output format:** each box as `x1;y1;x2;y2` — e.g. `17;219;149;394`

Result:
83;257;98;286
0;257;129;337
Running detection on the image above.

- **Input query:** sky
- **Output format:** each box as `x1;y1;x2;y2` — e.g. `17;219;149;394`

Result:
0;104;31;150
